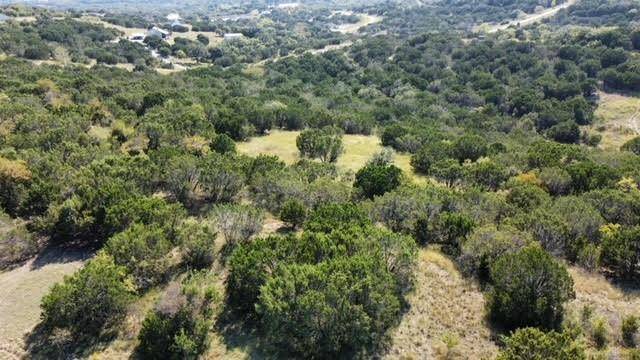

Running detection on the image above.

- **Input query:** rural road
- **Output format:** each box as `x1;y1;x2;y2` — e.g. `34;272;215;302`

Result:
486;0;578;33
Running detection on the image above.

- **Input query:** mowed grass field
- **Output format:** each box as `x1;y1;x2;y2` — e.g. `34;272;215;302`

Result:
591;92;640;150
237;130;426;183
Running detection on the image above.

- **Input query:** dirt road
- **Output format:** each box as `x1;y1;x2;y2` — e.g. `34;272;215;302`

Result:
483;0;578;33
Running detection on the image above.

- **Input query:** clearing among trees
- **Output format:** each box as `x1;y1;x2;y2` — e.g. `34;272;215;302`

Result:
237;130;424;182
591;92;640;150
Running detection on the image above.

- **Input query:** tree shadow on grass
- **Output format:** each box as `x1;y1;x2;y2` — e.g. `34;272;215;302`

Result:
29;242;95;270
23;323;117;360
215;309;272;360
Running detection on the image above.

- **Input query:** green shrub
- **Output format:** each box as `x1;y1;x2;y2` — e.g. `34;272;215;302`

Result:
104;195;185;236
178;221;216;269
547;121;580;144
227;226;416;322
622;315;639;348
414;211;475;255
279;198;307;229
591;317;609;349
226;234;298;313
104;223;173;290
41;253;134;336
488;245;575;330
497;327;586;360
305;203;370;233
256;256;401;358
452;134;488;163
600;226;640;279
458;225;530;282
410;141;451;174
296;127;344;163
137;273;218;359
506;183;550;211
354;163;402;199
210;133;236;154
621;137;640;155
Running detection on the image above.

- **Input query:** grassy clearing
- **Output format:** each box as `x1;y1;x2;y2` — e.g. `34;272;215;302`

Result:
566;267;640;356
237;130;426;183
591;91;640;151
331;13;383;34
0;248;88;352
385;248;498;360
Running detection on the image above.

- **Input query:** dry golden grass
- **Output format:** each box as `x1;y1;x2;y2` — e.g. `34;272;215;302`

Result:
237;130;426;183
592;91;640;151
331;13;383;34
0;248;88;353
175;27;223;47
384;248;498;360
80;16;148;39
565;267;640;353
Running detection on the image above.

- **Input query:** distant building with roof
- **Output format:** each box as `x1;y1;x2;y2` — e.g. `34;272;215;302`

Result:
277;2;300;9
223;33;244;41
167;13;181;21
147;26;170;39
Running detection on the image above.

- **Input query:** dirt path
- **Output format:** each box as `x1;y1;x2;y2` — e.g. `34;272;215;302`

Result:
0;248;90;353
482;0;578;33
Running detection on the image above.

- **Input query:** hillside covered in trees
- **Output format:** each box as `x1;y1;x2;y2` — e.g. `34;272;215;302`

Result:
0;0;640;359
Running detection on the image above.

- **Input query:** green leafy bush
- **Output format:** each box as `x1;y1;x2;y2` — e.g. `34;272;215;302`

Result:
257;257;401;358
227;224;416;356
590;317;609;349
305;203;371;233
600;226;640;279
622;315;639;347
41;253;134;336
497;327;586;360
104;223;173;290
488;245;575;330
354;163;402;199
137;273;218;359
279;198;307;229
178;221;216;269
414;211;475;255
458;225;530;282
296;127;344;163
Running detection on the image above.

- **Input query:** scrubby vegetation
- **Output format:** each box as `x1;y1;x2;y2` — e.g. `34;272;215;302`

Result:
1;0;640;358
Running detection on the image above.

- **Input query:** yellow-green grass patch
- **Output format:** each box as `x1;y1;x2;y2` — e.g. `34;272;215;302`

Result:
592;91;640;151
237;130;426;183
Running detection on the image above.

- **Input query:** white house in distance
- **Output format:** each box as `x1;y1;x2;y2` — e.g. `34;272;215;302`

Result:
166;13;181;21
277;3;300;10
147;26;170;39
223;33;244;42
